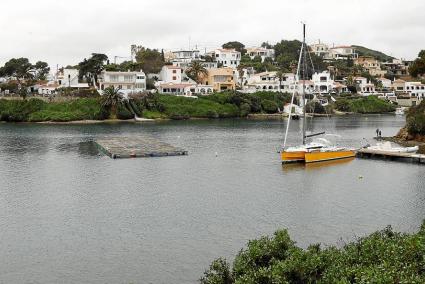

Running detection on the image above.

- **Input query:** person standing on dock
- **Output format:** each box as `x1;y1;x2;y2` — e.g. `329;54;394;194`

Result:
376;128;380;137
379;130;382;138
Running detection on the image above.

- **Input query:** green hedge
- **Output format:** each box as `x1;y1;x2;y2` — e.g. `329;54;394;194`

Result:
335;96;395;114
0;98;108;122
139;91;291;119
201;222;425;283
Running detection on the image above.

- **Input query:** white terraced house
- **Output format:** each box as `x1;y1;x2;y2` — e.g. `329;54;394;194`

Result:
325;46;358;61
405;82;425;99
56;68;89;88
170;50;200;69
246;47;275;62
246;71;280;92
310;41;330;58
158;83;214;96
159;65;182;83
354;76;375;95
312;71;334;93
214;49;241;68
98;70;146;94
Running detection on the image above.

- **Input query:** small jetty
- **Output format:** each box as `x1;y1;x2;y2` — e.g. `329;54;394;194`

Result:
94;137;188;159
357;149;425;164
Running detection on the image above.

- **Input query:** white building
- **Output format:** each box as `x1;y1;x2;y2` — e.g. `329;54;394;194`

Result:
280;73;298;93
312;71;334;93
170;50;201;69
214;49;241;68
246;71;280;92
56;68;89;88
38;83;60;96
326;46;358;60
377;78;392;89
246;47;275;62
159;65;182;83
159;82;213;96
98;70;146;94
354;76;375;95
405;82;425;99
309;41;330;58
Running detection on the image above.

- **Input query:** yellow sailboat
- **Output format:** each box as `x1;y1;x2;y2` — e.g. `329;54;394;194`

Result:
281;24;356;164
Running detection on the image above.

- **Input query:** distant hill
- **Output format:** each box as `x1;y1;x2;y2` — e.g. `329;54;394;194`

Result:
352;45;394;62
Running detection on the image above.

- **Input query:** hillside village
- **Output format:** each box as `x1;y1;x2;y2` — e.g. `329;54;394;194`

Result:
1;40;425;110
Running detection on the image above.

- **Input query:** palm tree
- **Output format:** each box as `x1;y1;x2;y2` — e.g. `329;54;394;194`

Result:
237;64;246;90
276;69;285;92
101;86;123;119
186;61;208;83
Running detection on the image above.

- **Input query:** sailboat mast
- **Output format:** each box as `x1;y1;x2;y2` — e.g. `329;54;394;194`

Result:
302;23;307;145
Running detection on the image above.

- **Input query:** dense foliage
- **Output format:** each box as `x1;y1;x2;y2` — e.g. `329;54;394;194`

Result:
140;91;291;119
135;47;165;74
409;50;425;78
78;53;108;85
406;100;425;135
0;57;50;81
334;96;395;114
222;42;246;55
0;98;108;122
352;45;394;62
201;222;425;283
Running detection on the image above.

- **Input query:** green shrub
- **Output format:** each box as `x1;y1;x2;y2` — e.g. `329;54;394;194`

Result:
240;103;251;117
201;222;425;284
261;100;278;113
0;98;108;122
306;101;326;114
334;96;395;114
117;103;134;119
406;100;425;135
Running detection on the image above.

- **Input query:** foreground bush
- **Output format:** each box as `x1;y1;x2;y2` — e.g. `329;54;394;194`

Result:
200;222;425;283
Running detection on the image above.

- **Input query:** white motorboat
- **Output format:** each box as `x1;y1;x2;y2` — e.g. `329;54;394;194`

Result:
366;141;418;153
395;107;405;115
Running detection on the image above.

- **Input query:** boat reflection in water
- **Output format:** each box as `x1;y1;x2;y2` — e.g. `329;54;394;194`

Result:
281;157;355;172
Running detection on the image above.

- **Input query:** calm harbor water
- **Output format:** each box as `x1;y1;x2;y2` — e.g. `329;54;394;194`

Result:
0;115;424;284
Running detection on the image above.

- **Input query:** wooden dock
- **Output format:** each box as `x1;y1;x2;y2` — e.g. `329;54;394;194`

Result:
357;149;425;164
94;137;188;159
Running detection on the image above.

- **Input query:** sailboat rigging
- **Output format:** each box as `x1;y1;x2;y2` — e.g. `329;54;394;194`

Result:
281;23;356;164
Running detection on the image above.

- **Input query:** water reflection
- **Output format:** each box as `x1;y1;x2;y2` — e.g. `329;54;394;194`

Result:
0;136;51;155
56;141;100;158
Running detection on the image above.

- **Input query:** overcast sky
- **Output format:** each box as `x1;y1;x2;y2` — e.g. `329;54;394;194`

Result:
1;0;424;69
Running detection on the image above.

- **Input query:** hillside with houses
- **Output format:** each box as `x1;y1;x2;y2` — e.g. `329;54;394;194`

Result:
1;40;425;117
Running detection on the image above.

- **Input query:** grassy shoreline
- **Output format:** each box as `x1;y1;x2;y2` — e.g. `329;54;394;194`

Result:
0;92;397;123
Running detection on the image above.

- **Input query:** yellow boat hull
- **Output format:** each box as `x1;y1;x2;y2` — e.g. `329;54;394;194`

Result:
304;150;356;163
281;151;305;163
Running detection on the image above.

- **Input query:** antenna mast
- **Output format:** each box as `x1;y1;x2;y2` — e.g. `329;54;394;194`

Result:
302;23;307;145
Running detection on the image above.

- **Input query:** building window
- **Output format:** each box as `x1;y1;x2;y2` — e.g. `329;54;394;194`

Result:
110;75;119;82
172;76;177;80
124;75;133;82
173;70;177;74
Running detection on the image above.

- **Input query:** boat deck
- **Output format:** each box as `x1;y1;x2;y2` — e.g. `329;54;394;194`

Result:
357;149;425;164
94;137;188;159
